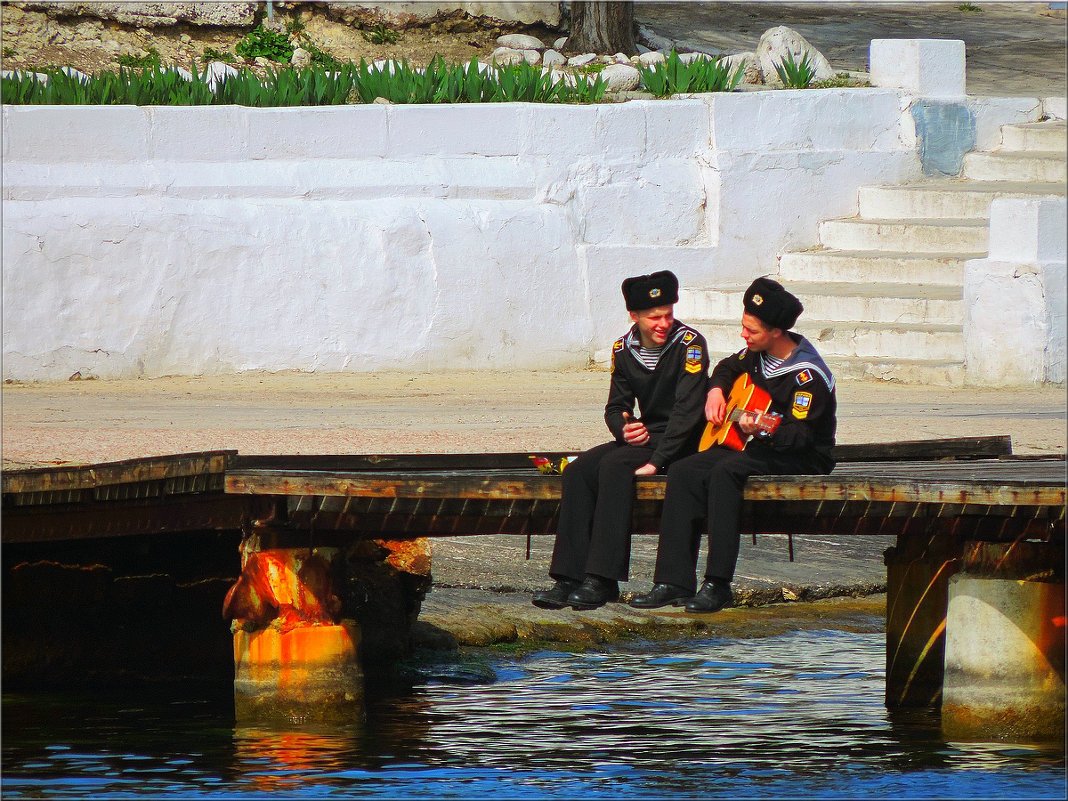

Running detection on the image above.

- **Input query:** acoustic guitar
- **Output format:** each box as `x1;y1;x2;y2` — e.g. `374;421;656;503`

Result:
698;373;782;452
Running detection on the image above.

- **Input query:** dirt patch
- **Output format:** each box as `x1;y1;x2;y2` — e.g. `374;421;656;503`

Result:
0;3;555;75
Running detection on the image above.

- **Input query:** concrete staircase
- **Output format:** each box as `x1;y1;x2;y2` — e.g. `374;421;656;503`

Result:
679;119;1067;384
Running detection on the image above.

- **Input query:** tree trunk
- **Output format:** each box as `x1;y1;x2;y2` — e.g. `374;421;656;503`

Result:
567;2;636;55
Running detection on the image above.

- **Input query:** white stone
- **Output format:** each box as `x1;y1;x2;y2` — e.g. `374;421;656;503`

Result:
60;66;90;83
170;67;194;81
491;46;525;66
613;52;629;64
254;56;271;68
2;70;50;84
723;51;761;84
870;39;966;98
520;49;541;65
496;33;544;51
1042;97;1067;120
599;54;616;65
567;53;597;67
553;36;567;50
638;51;666;67
542;49;566;68
203;60;239;91
756;26;835;87
371;59;404;75
291;47;312;68
600;63;640;93
678;52;713;64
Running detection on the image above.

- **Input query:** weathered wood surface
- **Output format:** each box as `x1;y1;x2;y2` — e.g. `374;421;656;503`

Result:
225;457;1066;507
2;450;236;497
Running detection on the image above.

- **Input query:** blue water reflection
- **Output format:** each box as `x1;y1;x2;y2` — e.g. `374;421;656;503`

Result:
2;625;1064;798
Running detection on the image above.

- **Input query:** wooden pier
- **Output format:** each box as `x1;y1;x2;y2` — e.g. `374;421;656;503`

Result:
2;435;1064;727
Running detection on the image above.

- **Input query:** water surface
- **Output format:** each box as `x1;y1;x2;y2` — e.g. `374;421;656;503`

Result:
3;624;1063;798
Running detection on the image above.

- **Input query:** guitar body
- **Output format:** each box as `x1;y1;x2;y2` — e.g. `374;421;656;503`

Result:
698;373;775;452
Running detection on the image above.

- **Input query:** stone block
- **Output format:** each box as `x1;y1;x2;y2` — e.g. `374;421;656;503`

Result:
870;39;966;98
2;105;152;163
386;104;522;157
247;106;388;160
988;196;1067;263
147;106;248;160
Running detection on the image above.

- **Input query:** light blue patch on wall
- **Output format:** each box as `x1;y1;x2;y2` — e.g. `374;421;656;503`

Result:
911;101;977;177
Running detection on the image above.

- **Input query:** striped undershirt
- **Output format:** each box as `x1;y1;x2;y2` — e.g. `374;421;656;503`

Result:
636;344;665;370
762;352;785;372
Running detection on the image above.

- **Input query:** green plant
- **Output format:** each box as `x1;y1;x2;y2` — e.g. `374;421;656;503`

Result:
1;65;215;105
811;73;855;89
201;46;236;65
212;64;358;106
773;50;817;88
3;46;15;59
638;50;742;97
284;16;306;36
235;24;294;62
957;3;981;11
362;23;401;45
117;47;162;69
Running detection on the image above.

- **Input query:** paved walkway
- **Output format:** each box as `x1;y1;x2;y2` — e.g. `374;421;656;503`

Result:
636;1;1067;97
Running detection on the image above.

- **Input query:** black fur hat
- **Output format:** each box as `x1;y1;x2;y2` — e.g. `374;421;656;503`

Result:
743;277;804;330
622;270;679;311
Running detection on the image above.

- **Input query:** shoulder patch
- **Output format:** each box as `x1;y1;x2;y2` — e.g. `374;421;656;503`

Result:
685;344;703;374
796;369;813;386
738;348;748;360
613;338;625;352
792;391;812;419
682;330;696;345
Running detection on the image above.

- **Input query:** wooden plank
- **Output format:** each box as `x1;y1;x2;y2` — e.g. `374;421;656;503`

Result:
830;435;1012;462
225;458;1066;507
227;436;1015;473
1;450;237;495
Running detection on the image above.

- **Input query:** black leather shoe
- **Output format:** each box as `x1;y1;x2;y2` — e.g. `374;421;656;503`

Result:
531;579;581;609
629;583;693;609
566;575;620;610
685;580;733;613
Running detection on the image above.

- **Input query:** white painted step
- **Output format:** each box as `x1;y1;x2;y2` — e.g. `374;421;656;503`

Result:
818;217;988;253
680;282;962;326
858;180;1067;220
823;356;965;386
778;250;974;285
963;151;1067;183
695;318;963;361
1000;121;1068;153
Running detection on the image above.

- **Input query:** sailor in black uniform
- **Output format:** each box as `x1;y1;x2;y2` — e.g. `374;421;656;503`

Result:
631;277;837;613
531;270;710;611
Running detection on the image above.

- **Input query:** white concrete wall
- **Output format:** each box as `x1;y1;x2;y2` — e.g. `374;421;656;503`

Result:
964;197;1067;386
2;90;917;381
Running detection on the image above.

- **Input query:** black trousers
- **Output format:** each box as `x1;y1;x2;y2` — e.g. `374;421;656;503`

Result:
652;444;830;591
548;439;658;583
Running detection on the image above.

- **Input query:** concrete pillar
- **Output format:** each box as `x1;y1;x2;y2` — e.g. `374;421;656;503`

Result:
233;621;363;725
942;540;1065;741
883;530;963;708
965;197;1068;386
223;529;364;725
942;577;1065;741
869;39;966;98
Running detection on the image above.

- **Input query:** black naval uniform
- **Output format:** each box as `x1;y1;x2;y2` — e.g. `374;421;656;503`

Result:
548;320;709;584
652;334;837;591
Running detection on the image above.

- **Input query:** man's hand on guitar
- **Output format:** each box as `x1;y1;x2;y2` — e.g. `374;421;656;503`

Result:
705;387;727;426
621;411;650;446
737;411;761;436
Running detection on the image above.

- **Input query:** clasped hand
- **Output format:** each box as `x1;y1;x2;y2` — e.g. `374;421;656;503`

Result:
623;412;658;476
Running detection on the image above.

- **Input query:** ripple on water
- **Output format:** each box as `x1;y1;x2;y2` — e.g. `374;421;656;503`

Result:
2;626;1064;799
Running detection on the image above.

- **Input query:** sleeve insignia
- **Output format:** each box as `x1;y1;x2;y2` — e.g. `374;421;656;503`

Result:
796;369;813;386
682;330;696;345
613;339;625;352
685;345;703;374
792;391;812;419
